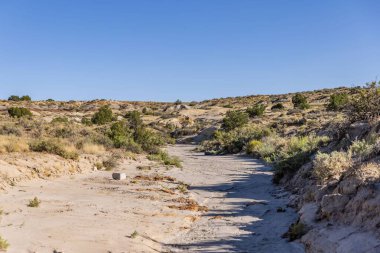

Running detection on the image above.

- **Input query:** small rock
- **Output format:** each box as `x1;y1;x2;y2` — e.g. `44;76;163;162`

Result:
112;173;126;180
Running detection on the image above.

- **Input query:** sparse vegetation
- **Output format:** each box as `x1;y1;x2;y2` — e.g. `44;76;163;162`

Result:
313;151;352;182
29;139;79;160
102;154;120;171
292;93;310;110
8;95;31;101
91;105;113;125
0;236;9;251
222;110;249;131
130;230;138;239
27;197;41;207
0;136;29;153
51;116;69;124
350;81;380;121
327;93;349;111
287;222;307;241
147;150;182;167
201;125;272;154
271;103;284;110
246;104;266;117
108;113;166;154
8;107;32;118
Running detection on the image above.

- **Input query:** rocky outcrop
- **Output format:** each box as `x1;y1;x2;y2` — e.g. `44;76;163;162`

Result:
283;122;380;253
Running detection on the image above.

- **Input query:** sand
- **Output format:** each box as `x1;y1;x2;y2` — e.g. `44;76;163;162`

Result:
0;145;304;253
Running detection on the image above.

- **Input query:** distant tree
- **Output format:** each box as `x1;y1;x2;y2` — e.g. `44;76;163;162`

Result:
8;95;21;101
222;110;249;131
46;99;55;102
8;95;31;101
21;95;31;101
174;99;182;105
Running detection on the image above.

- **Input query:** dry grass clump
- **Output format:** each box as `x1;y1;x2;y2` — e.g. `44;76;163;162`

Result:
348;139;378;161
101;154;121;171
0;123;22;136
27;197;41;207
285;222;307;241
29;138;79;160
313;151;352;182
168;198;208;212
0;135;29;153
134;174;176;182
0;236;9;251
80;142;106;154
353;162;380;183
147;150;182;168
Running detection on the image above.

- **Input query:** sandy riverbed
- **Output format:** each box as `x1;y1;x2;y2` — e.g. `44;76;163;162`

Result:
0;145;304;253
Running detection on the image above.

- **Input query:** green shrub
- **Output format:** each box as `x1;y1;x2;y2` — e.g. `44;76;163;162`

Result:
327;93;349;111
0;124;22;136
0;236;9;250
29;139;79;160
108;117;165;153
246;104;266;117
8;95;31;101
292;94;310;109
125;110;143;132
81;117;93;126
271;103;284;110
46;98;55;102
147;150;182;167
313;151;352;182
287;222;307;241
53;127;74;138
274;135;329;173
51;117;69;124
349;81;380;121
8;107;32;118
134;128;165;154
130;230;139;239
8;95;21;101
222;110;249;131
21;95;31;101
109;121;133;147
202;125;272;154
27;197;41;207
91;105;113;125
348;139;376;161
246;140;263;156
273;151;311;184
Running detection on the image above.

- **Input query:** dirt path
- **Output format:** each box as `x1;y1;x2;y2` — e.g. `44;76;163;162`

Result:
164;145;305;253
0;145;304;252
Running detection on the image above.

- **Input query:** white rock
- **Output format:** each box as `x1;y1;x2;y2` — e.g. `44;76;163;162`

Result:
112;172;126;180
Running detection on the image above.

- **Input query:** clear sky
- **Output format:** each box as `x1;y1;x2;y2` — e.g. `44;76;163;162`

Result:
1;0;379;101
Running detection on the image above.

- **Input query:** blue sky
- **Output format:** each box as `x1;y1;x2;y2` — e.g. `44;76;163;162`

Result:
0;0;379;101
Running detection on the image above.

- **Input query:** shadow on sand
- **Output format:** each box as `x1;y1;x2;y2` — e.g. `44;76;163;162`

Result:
162;150;304;253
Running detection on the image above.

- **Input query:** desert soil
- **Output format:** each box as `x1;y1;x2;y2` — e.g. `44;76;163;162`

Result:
0;145;304;253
